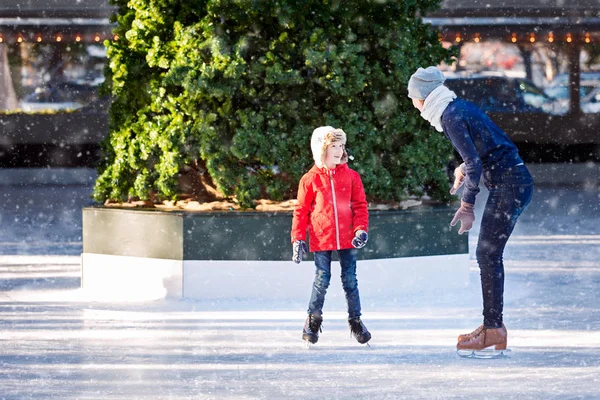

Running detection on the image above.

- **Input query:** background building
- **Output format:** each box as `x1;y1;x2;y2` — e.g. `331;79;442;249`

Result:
2;0;600;165
0;0;114;166
429;0;600;160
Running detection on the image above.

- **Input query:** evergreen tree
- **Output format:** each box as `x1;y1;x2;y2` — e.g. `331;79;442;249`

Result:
95;0;456;207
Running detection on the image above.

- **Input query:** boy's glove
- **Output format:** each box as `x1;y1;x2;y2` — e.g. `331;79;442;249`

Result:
450;201;475;235
352;230;369;249
292;240;308;264
449;163;466;195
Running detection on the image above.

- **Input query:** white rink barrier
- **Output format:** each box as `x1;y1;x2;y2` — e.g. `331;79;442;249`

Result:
81;253;470;301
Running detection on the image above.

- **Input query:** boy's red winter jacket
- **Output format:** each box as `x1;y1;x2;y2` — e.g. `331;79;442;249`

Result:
291;163;369;252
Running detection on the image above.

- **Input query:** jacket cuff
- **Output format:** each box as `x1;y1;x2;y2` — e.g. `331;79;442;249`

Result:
353;226;368;233
460;201;474;209
461;190;477;206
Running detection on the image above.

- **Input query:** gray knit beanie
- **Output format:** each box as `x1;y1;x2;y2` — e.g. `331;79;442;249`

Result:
407;66;446;100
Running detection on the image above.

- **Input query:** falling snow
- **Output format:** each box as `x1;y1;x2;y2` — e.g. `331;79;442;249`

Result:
1;173;600;399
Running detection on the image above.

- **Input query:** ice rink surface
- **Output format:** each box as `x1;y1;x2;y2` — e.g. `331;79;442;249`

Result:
1;182;599;399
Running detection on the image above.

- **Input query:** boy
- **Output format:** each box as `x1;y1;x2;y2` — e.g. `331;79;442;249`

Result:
291;126;371;346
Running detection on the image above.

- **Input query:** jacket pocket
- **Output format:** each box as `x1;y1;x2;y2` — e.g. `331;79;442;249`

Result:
311;214;330;234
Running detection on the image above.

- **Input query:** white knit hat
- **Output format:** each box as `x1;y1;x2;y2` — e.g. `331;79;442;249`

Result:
407;66;446;100
310;126;348;168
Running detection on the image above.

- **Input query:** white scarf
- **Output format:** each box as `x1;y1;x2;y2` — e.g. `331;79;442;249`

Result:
420;85;457;132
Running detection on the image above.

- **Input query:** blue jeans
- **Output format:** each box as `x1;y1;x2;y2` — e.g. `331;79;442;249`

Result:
479;164;533;328
307;248;362;319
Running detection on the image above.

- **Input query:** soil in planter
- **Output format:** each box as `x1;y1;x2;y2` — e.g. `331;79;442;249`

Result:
103;163;426;212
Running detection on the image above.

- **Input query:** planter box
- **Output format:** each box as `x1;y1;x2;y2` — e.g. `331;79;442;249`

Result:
81;206;469;300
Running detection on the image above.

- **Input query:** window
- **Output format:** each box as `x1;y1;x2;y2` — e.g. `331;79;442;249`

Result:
0;41;107;113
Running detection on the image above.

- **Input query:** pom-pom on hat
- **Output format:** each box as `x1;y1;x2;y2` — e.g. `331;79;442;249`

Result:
407;66;446;100
310;126;348;168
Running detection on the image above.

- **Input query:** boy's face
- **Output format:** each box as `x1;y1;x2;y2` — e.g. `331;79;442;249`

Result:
324;141;344;167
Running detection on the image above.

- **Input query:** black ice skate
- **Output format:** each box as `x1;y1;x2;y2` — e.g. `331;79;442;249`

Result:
302;314;323;345
348;317;371;345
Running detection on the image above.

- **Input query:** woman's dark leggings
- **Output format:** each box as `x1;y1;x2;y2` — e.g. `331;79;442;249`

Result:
478;165;533;328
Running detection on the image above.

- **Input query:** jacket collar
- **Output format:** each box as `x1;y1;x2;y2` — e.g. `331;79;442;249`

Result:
310;163;349;175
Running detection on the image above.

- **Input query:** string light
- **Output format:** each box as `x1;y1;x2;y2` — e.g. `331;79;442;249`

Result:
0;35;3;43
14;31;584;45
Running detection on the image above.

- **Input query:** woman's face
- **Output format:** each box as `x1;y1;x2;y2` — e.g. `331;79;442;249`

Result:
412;98;424;112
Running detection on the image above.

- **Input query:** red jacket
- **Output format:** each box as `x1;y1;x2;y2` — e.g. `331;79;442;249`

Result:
291;163;369;252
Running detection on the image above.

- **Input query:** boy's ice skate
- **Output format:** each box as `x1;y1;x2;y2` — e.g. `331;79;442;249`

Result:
456;324;510;359
302;314;323;347
348;317;371;345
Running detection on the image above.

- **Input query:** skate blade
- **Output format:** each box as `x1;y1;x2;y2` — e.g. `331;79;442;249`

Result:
303;341;315;349
456;348;511;359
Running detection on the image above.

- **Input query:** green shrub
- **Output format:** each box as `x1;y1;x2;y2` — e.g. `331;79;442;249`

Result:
94;0;457;207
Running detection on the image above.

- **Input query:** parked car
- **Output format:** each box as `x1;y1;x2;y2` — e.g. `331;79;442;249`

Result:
544;71;600;101
441;74;589;147
19;86;83;112
444;74;563;115
581;86;600;113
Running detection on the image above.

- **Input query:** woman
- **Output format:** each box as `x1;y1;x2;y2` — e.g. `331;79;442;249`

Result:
407;66;534;352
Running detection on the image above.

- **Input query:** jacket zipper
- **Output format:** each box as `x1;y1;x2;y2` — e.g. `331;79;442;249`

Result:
329;170;341;250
